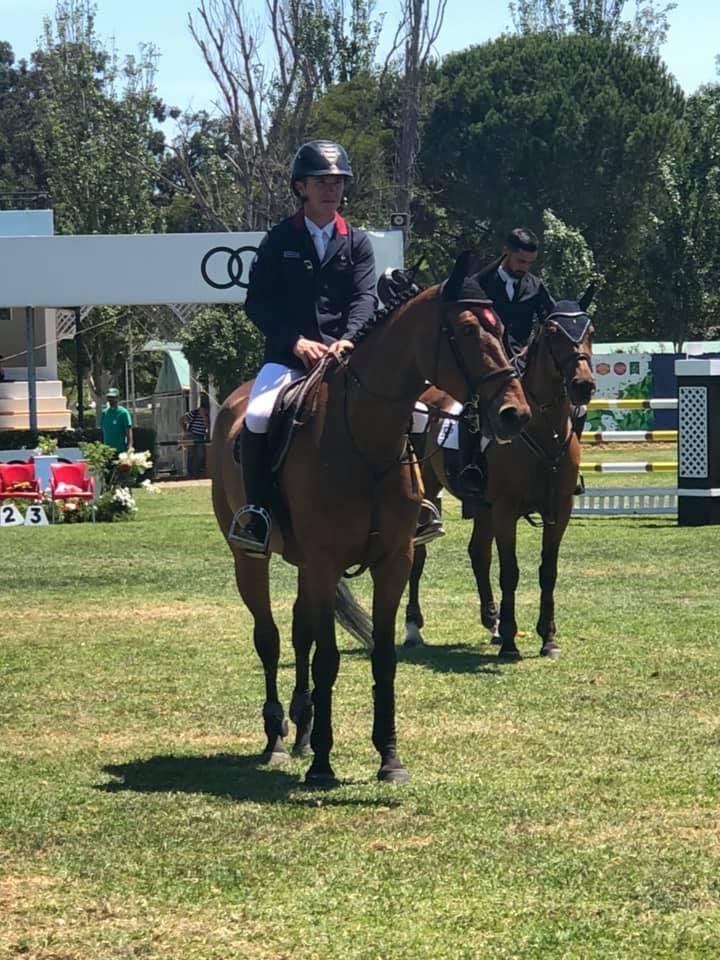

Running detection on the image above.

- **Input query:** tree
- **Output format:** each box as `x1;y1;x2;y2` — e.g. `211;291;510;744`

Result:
392;0;447;218
30;0;167;418
180;306;263;401
174;0;384;231
541;209;605;301
640;85;720;349
509;0;676;55
0;43;46;194
419;34;684;326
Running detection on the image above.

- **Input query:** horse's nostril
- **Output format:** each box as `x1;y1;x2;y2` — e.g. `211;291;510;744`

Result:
499;406;530;433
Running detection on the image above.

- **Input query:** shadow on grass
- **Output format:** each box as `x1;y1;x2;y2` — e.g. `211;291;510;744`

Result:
344;642;510;674
96;753;402;807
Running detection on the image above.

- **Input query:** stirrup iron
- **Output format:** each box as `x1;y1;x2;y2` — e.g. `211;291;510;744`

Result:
413;498;445;547
228;505;271;557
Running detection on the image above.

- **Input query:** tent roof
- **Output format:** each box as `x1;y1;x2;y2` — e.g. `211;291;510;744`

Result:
154;349;190;394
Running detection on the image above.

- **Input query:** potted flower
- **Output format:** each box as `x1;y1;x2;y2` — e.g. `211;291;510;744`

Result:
78;441;117;497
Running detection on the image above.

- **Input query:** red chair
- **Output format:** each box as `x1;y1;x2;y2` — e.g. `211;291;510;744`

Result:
49;462;95;522
0;463;42;501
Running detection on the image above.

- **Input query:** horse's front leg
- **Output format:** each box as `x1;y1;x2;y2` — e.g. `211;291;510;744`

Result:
537;509;571;658
232;551;289;763
303;565;341;786
404;542;427;647
492;505;521;659
372;550;413;783
289;570;313;757
468;502;500;643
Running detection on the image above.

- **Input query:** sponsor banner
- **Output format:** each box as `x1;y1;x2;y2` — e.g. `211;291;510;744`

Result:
588;353;653;430
0;230;404;307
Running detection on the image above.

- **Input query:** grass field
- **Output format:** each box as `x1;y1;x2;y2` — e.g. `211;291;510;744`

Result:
2;466;719;959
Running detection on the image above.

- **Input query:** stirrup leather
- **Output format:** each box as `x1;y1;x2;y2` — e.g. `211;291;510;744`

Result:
228;505;271;556
413;498;446;547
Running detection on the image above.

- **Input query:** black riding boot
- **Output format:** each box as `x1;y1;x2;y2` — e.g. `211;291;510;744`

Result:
229;427;273;556
572;407;587;496
449;419;486;497
409;432;445;546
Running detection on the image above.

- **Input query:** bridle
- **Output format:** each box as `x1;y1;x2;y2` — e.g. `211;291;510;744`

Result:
523;312;593;412
436;302;519;436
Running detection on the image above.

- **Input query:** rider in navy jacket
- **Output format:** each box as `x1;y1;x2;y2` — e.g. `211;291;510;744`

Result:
230;140;378;556
245;208;377;370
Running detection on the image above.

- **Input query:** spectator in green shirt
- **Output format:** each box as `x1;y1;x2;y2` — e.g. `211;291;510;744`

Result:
101;388;133;453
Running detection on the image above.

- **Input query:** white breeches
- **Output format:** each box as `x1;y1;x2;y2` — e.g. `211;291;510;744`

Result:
245;363;305;434
411;400;463;450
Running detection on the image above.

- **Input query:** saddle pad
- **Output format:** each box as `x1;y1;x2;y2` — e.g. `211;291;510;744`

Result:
267;357;333;473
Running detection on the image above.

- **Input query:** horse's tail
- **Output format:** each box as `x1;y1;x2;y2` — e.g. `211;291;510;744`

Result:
335;581;373;651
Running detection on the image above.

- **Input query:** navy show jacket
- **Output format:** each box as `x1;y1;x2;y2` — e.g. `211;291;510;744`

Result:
245;210;378;370
475;257;554;345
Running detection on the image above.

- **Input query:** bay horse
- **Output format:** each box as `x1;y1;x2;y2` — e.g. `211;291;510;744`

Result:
405;292;595;659
211;252;530;786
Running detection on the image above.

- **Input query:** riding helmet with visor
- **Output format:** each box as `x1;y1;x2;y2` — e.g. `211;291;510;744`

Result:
291;140;353;196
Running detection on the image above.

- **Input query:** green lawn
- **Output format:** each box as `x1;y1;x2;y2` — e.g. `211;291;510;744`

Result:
1;476;719;959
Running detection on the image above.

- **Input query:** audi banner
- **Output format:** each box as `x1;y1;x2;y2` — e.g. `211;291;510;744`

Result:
0;230;404;307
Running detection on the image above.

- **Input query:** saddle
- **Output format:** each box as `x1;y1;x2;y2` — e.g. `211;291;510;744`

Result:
266;355;335;473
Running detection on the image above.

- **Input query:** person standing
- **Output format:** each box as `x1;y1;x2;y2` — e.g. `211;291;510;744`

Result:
101;387;133;454
232;139;377;556
182;393;210;479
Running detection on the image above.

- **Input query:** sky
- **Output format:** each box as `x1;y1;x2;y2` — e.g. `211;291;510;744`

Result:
1;0;718;121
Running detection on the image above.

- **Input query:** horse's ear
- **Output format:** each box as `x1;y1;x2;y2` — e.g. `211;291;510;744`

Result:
578;283;595;312
443;250;479;301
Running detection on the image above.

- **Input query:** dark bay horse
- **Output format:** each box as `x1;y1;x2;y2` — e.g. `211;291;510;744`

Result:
405;293;595;659
211;253;531;786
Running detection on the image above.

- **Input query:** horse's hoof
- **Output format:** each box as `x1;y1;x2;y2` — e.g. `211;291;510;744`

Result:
292;743;312;759
304;761;338;788
490;633;501;646
404;624;424;648
261;747;290;766
541;643;561;659
498;647;522;661
378;761;410;785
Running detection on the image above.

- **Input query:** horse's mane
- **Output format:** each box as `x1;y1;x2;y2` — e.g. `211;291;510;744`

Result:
351;279;431;348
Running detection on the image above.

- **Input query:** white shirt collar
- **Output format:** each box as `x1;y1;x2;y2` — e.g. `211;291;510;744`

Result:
305;216;335;259
497;264;519;300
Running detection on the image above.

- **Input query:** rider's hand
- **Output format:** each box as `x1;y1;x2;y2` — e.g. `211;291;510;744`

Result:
327;339;354;357
293;337;328;369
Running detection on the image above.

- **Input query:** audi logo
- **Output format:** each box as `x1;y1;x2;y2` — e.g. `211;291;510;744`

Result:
200;245;258;290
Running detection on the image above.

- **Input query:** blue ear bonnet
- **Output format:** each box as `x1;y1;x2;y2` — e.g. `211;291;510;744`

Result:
544;300;592;344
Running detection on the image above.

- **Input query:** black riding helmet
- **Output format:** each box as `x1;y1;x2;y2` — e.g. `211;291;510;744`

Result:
290;140;353;197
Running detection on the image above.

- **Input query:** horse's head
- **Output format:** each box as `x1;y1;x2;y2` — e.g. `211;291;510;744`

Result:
436;252;531;440
532;286;596;406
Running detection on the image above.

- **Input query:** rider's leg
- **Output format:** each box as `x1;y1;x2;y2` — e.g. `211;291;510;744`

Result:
409;429;445;546
450;418;486;497
572;404;588;495
409;403;444;547
229;364;303;555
